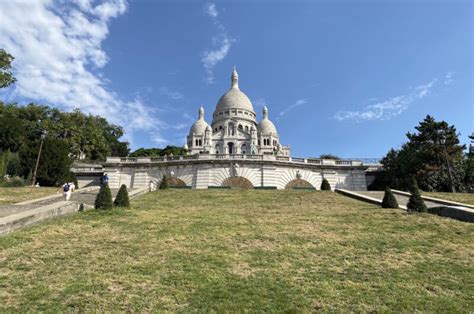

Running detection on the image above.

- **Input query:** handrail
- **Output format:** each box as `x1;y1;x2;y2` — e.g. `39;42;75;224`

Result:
106;154;364;166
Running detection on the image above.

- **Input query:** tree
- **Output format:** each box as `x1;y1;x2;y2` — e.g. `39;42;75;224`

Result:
130;145;188;158
319;154;340;160
380;115;466;192
320;178;331;191
114;184;130;207
159;175;168;189
95;184;113;210
381;187;399;209
18;138;74;186
0;49;16;88
407;178;427;213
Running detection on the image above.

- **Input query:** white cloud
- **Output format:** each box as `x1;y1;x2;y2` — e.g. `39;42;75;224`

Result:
444;72;455;85
334;79;437;121
201;3;234;84
0;0;169;146
159;86;184;100
205;2;218;18
279;98;309;117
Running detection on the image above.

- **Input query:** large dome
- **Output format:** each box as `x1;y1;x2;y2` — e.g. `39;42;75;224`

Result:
215;88;255;113
213;67;255;115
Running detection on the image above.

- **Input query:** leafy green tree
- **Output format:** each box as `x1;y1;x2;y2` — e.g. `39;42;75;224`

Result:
18;138;74;186
319;154;340;160
407;178;427;213
95;184;113;210
130;145;187;157
320;178;331;191
114;184;130;207
0;49;16;88
381;187;399;209
381;115;466;192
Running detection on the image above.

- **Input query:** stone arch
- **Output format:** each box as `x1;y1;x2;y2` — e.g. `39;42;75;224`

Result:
161;176;187;188
285;179;315;190
222;176;254;189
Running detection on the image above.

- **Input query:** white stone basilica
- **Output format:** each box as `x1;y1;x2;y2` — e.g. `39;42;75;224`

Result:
186;68;290;157
100;68;369;191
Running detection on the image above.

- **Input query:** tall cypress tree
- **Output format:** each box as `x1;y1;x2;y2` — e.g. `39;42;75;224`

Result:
320;179;331;191
381;187;399;208
407;178;427;213
114;184;130;207
95;184;113;210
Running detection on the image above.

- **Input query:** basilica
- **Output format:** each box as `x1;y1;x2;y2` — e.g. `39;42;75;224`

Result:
186;68;290;156
101;68;368;191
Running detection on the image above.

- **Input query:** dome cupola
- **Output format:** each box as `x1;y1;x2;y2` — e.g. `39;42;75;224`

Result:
257;105;278;135
212;68;256;126
189;106;210;135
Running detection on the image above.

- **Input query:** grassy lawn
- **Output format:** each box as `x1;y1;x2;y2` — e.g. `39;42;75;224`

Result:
423;192;474;205
0;187;58;205
0;190;473;311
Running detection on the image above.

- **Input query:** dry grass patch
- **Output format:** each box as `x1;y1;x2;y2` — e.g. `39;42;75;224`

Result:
0;187;58;204
0;189;473;312
423;191;474;205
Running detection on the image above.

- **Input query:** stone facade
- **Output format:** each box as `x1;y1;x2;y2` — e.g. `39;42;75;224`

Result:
104;155;368;190
102;68;369;191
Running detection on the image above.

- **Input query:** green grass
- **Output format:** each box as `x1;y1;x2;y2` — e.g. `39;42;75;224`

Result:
0;190;473;311
423;192;474;205
0;187;58;204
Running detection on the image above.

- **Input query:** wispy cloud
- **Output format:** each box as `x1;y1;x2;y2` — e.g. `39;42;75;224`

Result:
279;98;309;117
334;79;438;121
201;2;234;84
205;2;218;18
0;0;172;145
444;72;455;86
159;86;184;100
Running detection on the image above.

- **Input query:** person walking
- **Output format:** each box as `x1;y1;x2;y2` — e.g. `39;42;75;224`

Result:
59;182;72;201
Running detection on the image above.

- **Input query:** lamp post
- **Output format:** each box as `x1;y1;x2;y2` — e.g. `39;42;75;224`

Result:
438;130;456;193
31;129;47;186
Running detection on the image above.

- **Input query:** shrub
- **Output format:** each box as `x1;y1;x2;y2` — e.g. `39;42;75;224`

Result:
320;178;331;191
381;187;399;208
114;184;130;207
94;184;113;210
407;177;427;213
159;175;168;189
0;176;25;187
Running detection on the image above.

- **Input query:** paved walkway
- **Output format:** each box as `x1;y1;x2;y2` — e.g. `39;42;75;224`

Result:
358;191;441;208
0;188;120;219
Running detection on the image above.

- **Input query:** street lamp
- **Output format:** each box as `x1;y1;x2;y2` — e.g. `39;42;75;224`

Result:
31;129;47;186
438;129;456;193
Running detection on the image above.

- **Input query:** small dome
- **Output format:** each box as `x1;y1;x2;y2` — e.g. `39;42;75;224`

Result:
258;105;278;135
189;106;210;135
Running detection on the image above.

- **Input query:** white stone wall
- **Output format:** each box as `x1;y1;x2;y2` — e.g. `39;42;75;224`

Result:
105;161;368;191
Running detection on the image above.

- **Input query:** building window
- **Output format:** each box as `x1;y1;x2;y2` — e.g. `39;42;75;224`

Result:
238;124;243;130
219;126;222;130
215;128;217;132
245;126;249;132
258;139;261;146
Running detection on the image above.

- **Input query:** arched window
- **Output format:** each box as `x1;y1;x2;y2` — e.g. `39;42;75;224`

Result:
238;124;243;130
241;144;247;155
245;126;249;132
215;144;220;154
219;126;223;130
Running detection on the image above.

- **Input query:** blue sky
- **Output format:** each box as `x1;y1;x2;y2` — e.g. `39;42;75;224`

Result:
0;0;472;158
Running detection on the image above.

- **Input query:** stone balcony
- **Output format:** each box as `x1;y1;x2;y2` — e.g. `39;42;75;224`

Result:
105;154;364;167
